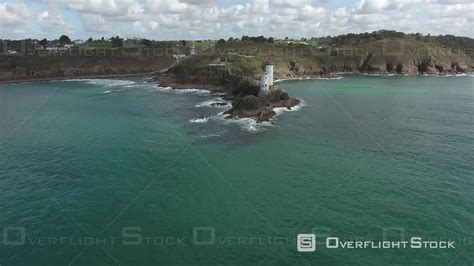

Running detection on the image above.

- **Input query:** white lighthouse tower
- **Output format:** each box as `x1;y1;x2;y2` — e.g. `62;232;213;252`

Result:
265;61;274;86
260;60;274;93
260;72;270;92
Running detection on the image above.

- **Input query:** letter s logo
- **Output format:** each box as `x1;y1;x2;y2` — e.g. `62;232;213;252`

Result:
297;234;316;252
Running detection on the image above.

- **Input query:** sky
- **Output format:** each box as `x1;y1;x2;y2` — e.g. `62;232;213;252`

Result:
0;0;473;40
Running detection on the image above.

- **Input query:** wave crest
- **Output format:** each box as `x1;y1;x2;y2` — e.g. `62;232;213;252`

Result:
190;100;306;133
151;86;212;95
66;79;137;87
195;98;232;108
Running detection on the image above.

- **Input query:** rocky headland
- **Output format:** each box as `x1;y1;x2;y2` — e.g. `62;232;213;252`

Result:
1;31;472;123
156;31;474;122
158;67;301;123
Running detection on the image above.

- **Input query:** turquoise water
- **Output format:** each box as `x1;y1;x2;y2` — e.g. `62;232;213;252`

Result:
0;76;473;265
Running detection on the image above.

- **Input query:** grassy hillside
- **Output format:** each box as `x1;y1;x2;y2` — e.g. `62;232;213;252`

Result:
0;48;176;82
1;31;472;83
169;34;473;82
0;40;215;82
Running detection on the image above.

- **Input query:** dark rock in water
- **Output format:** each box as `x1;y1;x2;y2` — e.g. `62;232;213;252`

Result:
259;108;277;122
225;89;300;123
279;92;290;101
211;102;229;107
142;77;158;83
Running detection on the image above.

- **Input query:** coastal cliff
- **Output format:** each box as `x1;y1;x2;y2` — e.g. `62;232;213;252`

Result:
156;32;473;122
1;31;472;84
214;38;473;80
0;47;178;83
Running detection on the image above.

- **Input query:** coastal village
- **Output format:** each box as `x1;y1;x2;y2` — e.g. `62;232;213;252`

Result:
1;36;204;57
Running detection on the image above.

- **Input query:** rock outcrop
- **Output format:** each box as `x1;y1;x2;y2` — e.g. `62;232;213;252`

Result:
159;71;300;123
224;89;300;122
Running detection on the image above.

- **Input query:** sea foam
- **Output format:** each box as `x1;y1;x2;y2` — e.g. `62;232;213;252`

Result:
195;98;232;108
190;117;211;123
212;114;271;133
66;79;137;87
275;76;343;83
151;86;212;95
273;99;306;117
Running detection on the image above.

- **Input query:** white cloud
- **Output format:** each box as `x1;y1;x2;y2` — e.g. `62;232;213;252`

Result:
427;0;473;4
0;3;33;26
66;0;137;16
2;0;473;39
39;10;73;33
81;14;113;34
0;2;35;38
356;0;390;14
297;5;326;21
428;2;474;18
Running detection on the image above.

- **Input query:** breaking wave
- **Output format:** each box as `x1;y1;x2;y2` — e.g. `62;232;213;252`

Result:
195;98;232;108
207;113;271;133
190;100;306;133
151;86;212;95
362;73;397;77
431;73;471;78
190;117;211;123
66;79;138;87
317;76;344;80
273;99;306;117
275;76;343;82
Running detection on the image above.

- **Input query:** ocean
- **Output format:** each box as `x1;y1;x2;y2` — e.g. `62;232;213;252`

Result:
0;75;473;265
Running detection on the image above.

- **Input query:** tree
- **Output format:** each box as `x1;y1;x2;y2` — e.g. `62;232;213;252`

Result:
111;36;123;47
59;35;71;46
251;36;266;43
141;39;153;46
87;37;93;42
39;38;48;47
217;39;226;44
268;37;274;43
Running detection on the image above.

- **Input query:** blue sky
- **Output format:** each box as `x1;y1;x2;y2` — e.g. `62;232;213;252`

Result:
1;0;473;40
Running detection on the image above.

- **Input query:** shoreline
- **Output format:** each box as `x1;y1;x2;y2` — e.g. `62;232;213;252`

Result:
1;71;471;86
0;72;156;85
274;72;472;83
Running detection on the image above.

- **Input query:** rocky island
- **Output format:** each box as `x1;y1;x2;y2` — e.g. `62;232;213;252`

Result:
224;89;300;122
157;58;301;123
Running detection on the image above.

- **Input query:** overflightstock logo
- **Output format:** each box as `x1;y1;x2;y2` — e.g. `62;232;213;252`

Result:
297;234;316;252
